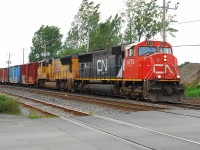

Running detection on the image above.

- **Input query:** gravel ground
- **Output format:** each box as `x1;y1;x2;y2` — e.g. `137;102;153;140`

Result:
0;86;132;118
182;97;200;104
1;85;190;120
0;104;51;120
0;114;25;119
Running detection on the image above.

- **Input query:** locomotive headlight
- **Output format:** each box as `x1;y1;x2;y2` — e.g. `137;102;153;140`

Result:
157;75;161;79
177;75;180;79
163;55;167;62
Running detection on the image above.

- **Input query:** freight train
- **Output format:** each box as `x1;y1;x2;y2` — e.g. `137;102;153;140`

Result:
0;40;183;102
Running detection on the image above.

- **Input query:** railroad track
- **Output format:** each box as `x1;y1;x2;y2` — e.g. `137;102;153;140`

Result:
3;89;191;150
0;85;164;112
2;85;200;112
4;89;200;149
1;85;200;149
1;90;89;117
160;101;200;110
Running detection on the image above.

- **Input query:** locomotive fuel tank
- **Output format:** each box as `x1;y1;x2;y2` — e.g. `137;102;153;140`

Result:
44;82;57;89
87;84;117;95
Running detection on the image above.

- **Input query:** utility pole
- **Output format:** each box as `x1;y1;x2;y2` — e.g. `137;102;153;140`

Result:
87;29;90;53
161;1;179;42
7;53;11;68
87;21;90;53
163;0;166;42
44;41;47;59
41;40;49;60
23;48;24;64
7;53;11;82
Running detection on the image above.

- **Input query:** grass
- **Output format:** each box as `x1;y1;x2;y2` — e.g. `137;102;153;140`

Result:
28;112;44;119
0;94;21;115
88;111;94;116
184;83;200;98
0;94;56;119
28;112;57;119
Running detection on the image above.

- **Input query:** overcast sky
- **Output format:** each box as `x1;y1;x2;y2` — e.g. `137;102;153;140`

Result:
0;0;199;68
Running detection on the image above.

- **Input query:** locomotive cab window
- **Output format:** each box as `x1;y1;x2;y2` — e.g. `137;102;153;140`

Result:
160;47;172;54
126;47;135;57
138;46;157;56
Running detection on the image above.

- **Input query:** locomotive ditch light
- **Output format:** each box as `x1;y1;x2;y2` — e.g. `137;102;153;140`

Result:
177;75;180;79
157;75;161;79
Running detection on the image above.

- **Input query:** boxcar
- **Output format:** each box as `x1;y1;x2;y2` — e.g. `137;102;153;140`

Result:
9;65;21;84
0;68;9;83
21;62;38;85
0;68;3;83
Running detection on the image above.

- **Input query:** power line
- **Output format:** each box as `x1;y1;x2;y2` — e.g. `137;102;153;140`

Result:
178;19;200;24
173;44;200;47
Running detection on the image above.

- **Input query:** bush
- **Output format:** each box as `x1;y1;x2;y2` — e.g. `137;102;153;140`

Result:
185;84;200;98
0;94;21;115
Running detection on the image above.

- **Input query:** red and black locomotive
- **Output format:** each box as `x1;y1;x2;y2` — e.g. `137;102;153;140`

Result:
76;40;183;102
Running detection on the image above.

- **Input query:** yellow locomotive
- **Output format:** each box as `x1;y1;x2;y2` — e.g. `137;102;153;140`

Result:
37;54;79;91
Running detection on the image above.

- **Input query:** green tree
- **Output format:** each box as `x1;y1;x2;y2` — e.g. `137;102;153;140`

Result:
64;0;100;53
29;25;63;62
90;14;122;51
58;47;81;56
179;61;190;68
122;0;178;42
122;0;137;43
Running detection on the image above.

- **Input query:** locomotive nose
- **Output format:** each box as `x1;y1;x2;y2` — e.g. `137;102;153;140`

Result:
152;53;179;80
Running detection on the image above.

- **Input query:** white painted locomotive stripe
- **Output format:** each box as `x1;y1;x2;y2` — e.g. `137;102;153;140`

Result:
95;115;200;146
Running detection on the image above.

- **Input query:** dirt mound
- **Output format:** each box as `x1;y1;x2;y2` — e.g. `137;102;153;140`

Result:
180;63;200;85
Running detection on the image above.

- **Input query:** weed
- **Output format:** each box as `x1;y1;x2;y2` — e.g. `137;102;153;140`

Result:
28;112;43;119
88;111;94;116
0;94;21;115
185;83;200;98
28;112;56;119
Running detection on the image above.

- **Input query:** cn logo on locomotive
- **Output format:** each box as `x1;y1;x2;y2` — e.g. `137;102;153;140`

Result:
97;59;108;74
153;64;173;74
